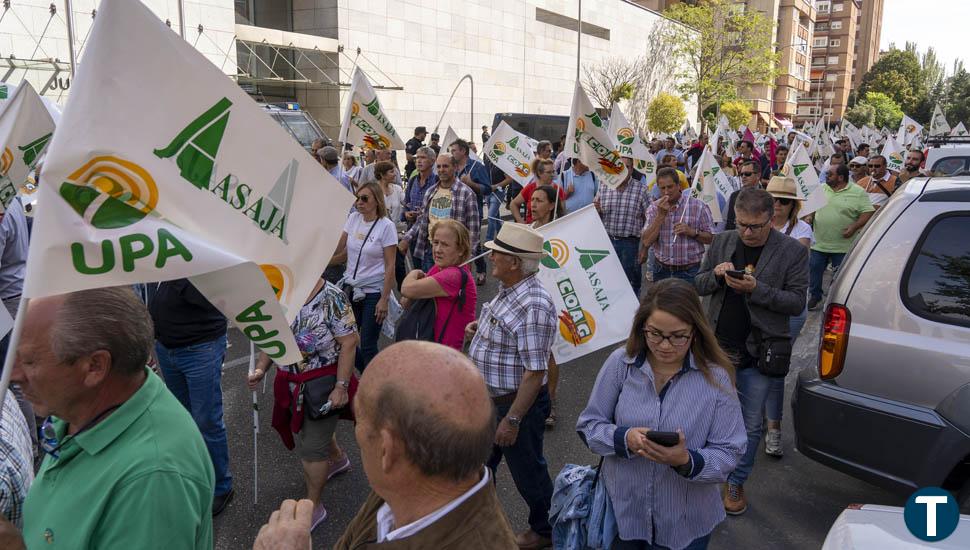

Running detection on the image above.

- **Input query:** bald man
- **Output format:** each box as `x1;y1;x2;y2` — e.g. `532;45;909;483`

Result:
335;341;517;549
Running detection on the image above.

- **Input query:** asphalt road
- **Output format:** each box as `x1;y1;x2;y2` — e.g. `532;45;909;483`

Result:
212;269;900;549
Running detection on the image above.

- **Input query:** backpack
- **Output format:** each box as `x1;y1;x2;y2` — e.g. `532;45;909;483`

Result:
395;267;469;343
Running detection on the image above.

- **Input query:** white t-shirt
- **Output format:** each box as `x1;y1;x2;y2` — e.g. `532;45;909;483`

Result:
343;212;398;293
383;184;406;231
778;219;815;245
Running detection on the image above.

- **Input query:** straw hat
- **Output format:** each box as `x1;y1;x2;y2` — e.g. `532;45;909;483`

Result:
484;223;548;259
765;175;801;201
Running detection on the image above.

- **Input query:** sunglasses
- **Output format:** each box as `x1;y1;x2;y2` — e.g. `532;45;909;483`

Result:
774;197;793;206
740;171;756;177
867;164;883;169
355;195;371;203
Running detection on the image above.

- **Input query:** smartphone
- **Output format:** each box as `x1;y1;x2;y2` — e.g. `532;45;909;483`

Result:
726;269;746;279
646;430;680;447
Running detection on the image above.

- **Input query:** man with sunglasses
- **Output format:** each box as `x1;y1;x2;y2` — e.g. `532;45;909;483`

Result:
723;159;762;231
858;155;896;210
694;188;808;515
847;155;869;185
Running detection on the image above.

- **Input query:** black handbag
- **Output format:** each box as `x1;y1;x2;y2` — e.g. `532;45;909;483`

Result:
754;328;792;378
395;267;468;343
301;374;338;420
342;218;380;303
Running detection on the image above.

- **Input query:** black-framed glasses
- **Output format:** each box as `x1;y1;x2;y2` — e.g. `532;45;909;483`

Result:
643;328;693;347
736;219;771;232
739;171;756;177
355;195;371;203
774;197;793;206
866;163;883;169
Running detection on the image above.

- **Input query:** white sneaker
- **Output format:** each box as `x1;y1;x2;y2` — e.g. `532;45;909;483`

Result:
765;428;783;457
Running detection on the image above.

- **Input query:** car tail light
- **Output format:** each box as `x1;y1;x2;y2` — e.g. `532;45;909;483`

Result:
819;304;851;379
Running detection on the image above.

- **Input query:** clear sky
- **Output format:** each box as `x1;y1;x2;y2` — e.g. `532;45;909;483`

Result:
880;0;968;74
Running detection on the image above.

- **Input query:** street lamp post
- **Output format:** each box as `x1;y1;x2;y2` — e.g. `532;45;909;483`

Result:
434;74;474;145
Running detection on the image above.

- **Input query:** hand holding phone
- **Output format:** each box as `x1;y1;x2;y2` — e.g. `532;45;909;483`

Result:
725;269;746;280
646;430;680;447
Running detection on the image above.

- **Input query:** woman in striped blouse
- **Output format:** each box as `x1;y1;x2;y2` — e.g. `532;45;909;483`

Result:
577;279;746;550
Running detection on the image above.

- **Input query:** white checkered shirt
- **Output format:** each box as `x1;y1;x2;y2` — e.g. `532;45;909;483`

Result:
597;178;651;238
468;275;557;397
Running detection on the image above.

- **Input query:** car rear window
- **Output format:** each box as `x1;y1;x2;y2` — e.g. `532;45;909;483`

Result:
931;157;970;176
902;213;970;327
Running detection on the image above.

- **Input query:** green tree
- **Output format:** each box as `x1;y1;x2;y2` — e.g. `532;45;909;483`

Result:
647;93;687;134
858;48;926;114
858;92;904;129
844;102;876;128
719;101;751;130
946;67;970;127
660;0;778;120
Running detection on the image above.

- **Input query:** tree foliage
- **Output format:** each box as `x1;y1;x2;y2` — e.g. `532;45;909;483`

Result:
647;93;687;134
719;101;751;130
856;92;904;129
946;68;970;127
659;0;778;120
844;102;876;128
858;48;925;114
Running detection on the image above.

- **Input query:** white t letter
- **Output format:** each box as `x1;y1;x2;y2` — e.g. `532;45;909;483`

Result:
915;495;949;537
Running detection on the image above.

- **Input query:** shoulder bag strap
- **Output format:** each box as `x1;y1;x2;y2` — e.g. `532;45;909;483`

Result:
352;219;380;278
435;267;468;343
874;179;893;197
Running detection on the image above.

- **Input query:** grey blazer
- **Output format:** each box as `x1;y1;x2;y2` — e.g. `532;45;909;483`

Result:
694;229;809;356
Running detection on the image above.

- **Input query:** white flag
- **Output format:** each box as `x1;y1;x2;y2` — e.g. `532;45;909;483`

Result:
339;67;405;151
442;125;480;161
26;0;356;365
783;143;827;217
929;105;951;137
608;104;656;179
881;135;905;172
841;119;862;151
896;115;923;147
482;121;535;187
564;82;628;189
535;206;639;363
689;146;727;222
0;82;54;211
950;122;968;136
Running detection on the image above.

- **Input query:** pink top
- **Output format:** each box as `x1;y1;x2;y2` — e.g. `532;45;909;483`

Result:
427;264;478;351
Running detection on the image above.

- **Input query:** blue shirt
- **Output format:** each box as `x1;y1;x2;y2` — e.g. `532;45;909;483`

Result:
0;197;28;299
405;171;438;214
656;148;684;165
562;169;597;213
458;158;491;198
327;164;353;193
577;348;746;548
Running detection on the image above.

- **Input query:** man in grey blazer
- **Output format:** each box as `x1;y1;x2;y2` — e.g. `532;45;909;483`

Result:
694;187;808;516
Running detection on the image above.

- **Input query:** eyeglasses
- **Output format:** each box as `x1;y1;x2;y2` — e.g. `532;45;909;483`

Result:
774;197;793;206
643;328;693;347
355;195;370;203
866;164;883;169
736;219;771;232
739;171;756;177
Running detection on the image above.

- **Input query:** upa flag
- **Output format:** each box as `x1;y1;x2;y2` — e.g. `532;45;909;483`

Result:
339;67;405;151
951;122;968;136
689;146;727;222
881;135;905;172
482;121;535;187
0;82;54;211
25;0;356;365
534;206;638;363
607;104;655;179
929;105;951;137
564;82;628;189
896;114;923;147
784;143;827;217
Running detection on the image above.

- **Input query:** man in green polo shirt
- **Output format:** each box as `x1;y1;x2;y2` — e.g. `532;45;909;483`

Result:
808;163;874;310
8;287;214;549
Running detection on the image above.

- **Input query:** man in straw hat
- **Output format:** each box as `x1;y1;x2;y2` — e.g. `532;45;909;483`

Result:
466;222;556;550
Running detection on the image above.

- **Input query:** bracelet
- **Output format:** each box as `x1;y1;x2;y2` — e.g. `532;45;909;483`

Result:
336;380;350;389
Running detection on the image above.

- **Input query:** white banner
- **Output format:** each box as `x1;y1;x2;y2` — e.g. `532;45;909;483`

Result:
608;104;656;178
929;105;951;137
564;82;628;189
0;82;54;211
339;67;406;151
881;136;905;172
535;206;639;363
443;125;480;161
784;143;827;218
950;122;968;137
482;121;535;187
896;114;923;147
25;0;355;365
689;145;726;222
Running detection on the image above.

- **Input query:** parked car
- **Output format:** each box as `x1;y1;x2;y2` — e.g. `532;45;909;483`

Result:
259;102;330;152
793;175;970;513
822;504;970;549
925;136;970;177
491;113;569;148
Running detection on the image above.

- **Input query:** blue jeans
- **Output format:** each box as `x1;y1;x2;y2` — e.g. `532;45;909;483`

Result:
809;250;846;301
155;334;232;496
728;363;772;487
611;237;642;299
652;263;700;284
488;389;553;537
765;305;808;422
487;191;504;242
611;533;711;550
351;292;381;372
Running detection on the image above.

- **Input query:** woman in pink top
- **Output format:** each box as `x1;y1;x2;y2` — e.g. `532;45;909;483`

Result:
400;219;477;351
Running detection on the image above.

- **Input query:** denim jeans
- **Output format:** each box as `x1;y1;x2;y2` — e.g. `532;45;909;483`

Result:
351;292;382;372
610;237;642;299
611;533;711;550
652;263;700;284
765;305;808;422
155;333;232;496
728;363;772;487
488;389;554;537
487;191;504;242
809;250;846;301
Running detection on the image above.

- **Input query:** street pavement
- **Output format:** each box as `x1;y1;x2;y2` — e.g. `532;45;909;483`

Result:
212;269;900;549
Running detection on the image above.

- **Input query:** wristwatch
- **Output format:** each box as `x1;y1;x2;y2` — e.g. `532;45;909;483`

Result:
336;379;350;389
506;415;521;428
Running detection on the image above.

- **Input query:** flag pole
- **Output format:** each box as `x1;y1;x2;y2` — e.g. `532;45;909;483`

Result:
248;341;259;507
0;297;30;420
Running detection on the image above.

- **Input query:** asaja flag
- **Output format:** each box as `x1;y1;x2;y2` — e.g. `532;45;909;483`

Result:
881;135;905;172
564;82;628;189
689;145;727;222
482;121;535;187
535;206;638;363
25;0;355;365
0;82;54;211
607;104;655;179
929;105;951;137
339;67;405;151
783;142;827;217
896;114;923;147
951;122;968;137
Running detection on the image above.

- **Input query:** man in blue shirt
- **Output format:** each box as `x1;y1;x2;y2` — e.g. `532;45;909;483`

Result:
318;146;352;192
450;138;490;284
562;158;597;213
656;137;684;169
404;146;439;229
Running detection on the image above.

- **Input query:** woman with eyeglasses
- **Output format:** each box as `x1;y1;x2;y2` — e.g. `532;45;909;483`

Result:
577;279;746;550
331;181;398;371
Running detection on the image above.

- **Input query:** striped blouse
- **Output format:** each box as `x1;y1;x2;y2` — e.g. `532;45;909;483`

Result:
577;348;746;549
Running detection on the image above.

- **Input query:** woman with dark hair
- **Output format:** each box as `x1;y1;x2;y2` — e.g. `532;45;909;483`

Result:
530;185;565;227
577;279;746;550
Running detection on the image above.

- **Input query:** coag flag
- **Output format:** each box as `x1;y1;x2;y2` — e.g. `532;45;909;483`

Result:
607;104;656;180
929;105;951;137
689;145;727;222
951;122;968;137
896;115;923;147
339;67;405;151
564;82;628;189
783;142;827;217
0;82;54;211
24;0;356;365
482;121;535;187
534;206;638;363
881;135;905;172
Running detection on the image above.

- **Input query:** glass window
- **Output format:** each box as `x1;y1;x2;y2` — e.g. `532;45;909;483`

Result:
904;215;970;327
828;55;839;64
833;3;844;12
832;21;842;30
271;112;324;149
831;39;841;47
814;37;828;47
